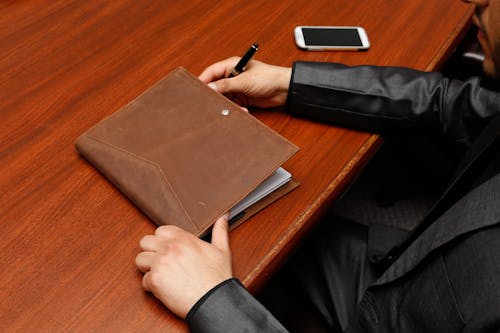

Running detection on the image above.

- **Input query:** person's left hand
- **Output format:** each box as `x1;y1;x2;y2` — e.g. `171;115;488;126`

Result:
135;214;233;318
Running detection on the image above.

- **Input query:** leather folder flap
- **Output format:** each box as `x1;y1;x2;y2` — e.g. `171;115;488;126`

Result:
76;134;199;234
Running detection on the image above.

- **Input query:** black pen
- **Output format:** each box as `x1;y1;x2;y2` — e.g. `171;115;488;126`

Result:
228;42;259;78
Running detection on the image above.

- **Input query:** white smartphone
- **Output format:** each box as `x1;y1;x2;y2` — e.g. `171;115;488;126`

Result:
294;26;370;51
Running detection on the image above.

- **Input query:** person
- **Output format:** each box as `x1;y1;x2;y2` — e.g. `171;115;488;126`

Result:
135;0;500;331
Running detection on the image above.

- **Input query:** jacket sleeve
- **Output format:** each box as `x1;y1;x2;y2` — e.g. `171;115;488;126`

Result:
286;61;500;148
186;278;288;333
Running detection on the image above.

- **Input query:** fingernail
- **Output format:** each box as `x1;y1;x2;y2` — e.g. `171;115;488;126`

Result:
208;82;217;91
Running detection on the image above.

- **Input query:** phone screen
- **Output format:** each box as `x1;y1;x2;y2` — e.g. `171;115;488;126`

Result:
302;28;362;47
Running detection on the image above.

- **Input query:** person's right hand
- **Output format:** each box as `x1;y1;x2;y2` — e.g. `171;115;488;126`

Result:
199;57;292;109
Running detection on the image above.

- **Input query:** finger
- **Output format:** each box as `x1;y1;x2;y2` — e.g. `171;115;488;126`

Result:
142;271;152;292
139;235;167;252
154;224;181;239
135;251;155;273
211;213;230;253
198;57;239;83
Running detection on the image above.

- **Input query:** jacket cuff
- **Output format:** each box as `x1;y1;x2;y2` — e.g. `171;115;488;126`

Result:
186;278;287;333
186;278;237;321
284;62;297;114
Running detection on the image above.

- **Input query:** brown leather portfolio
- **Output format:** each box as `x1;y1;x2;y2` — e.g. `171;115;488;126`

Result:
75;67;299;237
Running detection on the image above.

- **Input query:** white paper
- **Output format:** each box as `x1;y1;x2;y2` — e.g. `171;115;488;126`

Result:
229;167;291;219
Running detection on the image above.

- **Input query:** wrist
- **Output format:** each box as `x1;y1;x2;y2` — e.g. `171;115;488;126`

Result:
270;66;292;107
278;67;292;94
281;66;292;84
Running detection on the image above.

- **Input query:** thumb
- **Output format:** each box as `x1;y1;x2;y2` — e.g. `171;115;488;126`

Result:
211;213;230;253
209;77;245;96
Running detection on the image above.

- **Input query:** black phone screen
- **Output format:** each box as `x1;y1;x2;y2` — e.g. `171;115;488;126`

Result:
302;28;362;46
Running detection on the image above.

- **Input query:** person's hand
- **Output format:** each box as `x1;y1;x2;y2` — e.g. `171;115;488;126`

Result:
199;57;292;109
135;214;232;319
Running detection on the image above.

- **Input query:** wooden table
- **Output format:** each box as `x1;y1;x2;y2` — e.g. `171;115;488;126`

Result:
0;1;473;331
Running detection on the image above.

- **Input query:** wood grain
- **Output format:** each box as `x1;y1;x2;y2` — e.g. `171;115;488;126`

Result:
0;0;473;331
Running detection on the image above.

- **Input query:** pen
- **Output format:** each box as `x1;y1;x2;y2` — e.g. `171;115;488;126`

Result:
228;42;259;78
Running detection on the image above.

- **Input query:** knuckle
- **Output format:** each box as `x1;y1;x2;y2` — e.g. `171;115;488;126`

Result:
142;274;150;290
218;79;230;92
149;271;162;289
157;253;172;266
155;225;169;235
164;242;183;257
155;225;180;237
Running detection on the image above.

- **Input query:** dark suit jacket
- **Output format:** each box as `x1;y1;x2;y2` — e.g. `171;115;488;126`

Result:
187;62;500;332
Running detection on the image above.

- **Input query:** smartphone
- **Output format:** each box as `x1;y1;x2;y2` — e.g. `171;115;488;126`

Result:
294;26;370;51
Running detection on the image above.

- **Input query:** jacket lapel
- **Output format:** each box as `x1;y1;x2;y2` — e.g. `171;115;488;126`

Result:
373;171;500;286
426;114;500;221
373;114;500;286
380;114;500;264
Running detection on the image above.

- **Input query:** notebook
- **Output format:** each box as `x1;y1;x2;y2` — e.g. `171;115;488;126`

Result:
75;67;299;237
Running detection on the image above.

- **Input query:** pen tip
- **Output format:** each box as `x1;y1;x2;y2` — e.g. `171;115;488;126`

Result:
253;42;259;49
